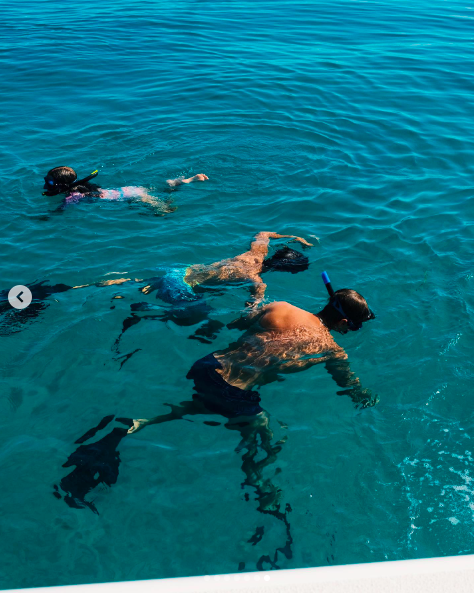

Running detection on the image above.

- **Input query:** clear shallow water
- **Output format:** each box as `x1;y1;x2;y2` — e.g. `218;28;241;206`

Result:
1;0;474;588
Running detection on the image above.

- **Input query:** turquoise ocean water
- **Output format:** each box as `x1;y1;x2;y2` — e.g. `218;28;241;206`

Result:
1;0;474;588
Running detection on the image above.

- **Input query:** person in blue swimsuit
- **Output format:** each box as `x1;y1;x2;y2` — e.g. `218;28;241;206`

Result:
98;231;312;305
102;231;313;346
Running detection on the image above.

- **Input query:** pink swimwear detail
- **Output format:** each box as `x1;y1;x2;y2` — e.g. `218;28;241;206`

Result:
100;187;149;200
65;187;149;203
65;192;84;203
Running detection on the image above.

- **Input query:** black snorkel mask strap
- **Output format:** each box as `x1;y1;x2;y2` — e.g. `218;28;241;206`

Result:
42;169;99;196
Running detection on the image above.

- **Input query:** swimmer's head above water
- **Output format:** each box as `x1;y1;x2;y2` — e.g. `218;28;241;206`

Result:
261;246;309;274
42;166;99;196
319;271;375;334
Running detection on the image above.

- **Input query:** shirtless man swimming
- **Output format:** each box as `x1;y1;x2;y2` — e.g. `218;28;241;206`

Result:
57;275;376;544
103;231;313;348
1;232;310;341
128;277;377;435
96;231;313;307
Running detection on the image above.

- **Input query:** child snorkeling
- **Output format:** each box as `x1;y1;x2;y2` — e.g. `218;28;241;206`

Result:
42;166;209;214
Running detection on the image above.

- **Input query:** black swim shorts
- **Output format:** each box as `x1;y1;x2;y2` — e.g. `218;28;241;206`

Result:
186;353;263;418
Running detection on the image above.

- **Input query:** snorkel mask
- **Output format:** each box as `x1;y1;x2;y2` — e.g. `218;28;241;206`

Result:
42;169;99;196
321;271;375;331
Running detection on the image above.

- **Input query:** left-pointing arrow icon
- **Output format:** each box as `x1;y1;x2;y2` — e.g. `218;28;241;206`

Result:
8;285;32;310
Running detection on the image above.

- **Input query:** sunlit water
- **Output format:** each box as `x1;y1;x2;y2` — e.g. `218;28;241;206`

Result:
1;0;474;588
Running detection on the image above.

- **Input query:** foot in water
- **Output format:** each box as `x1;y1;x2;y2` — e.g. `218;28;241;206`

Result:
126;418;149;435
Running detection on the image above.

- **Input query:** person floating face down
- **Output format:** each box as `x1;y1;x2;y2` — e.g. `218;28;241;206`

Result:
0;232;311;341
129;272;378;437
96;231;313;345
121;276;377;519
42;166;209;214
57;273;376;570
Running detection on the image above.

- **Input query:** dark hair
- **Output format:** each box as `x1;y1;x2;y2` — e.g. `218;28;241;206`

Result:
261;246;309;274
47;166;77;186
321;288;371;325
45;166;99;195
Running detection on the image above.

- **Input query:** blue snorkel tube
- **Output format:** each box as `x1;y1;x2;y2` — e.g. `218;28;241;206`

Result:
321;271;335;298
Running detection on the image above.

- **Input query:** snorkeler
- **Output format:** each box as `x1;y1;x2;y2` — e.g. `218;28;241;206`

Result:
101;231;312;348
42;166;209;214
128;272;378;437
57;273;376;570
0;232;310;340
99;231;313;305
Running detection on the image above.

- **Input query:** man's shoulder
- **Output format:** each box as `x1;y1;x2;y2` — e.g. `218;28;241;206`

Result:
265;301;306;314
260;301;314;330
265;300;293;308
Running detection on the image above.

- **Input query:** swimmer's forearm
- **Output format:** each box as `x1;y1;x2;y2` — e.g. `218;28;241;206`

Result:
247;280;267;307
337;385;379;408
324;356;360;389
256;232;313;247
167;177;186;187
325;357;378;408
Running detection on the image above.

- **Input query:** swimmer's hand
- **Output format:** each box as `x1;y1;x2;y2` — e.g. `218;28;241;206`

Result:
127;419;149;434
292;237;313;248
338;386;379;409
187;173;209;182
358;389;379;408
167;173;209;186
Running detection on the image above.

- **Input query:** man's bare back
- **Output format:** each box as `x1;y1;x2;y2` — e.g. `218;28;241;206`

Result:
215;302;345;391
184;232;312;303
83;231;311;307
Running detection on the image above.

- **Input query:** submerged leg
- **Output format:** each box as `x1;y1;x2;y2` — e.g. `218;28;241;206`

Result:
227;412;288;513
113;300;215;362
225;411;293;570
127;399;209;434
138;193;176;215
129;402;293;571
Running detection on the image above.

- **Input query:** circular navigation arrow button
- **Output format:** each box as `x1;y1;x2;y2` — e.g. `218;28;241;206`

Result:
8;285;33;310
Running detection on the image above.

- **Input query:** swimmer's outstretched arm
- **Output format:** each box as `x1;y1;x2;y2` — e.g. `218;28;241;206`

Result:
249;231;313;260
324;353;379;408
166;173;209;187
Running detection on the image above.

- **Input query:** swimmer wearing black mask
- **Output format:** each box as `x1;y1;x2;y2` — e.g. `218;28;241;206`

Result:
128;271;378;435
42;166;209;213
87;231;313;308
42;167;100;196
